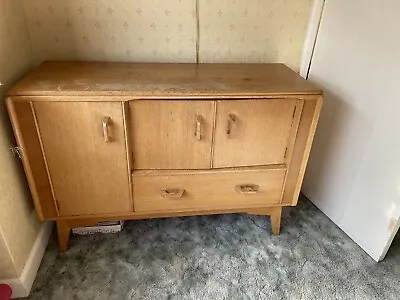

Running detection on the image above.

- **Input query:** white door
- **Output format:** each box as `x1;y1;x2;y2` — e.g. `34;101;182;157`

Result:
303;0;400;261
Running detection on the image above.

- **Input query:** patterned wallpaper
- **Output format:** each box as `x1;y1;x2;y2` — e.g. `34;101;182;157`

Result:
0;0;41;279
23;0;312;70
199;0;312;69
23;0;198;63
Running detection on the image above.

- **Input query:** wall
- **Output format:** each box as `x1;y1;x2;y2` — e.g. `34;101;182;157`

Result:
0;235;15;279
303;0;400;261
0;0;41;279
22;0;313;71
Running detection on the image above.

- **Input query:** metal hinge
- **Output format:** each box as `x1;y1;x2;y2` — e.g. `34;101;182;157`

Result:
10;146;22;158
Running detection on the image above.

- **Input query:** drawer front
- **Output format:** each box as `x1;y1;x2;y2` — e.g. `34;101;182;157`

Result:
133;168;286;212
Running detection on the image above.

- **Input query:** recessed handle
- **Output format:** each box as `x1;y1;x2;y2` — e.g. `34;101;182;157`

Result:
235;184;259;194
226;113;237;138
102;116;112;142
161;188;185;198
195;115;202;141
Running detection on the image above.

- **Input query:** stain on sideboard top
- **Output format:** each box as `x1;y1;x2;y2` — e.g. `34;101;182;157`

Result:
8;61;322;99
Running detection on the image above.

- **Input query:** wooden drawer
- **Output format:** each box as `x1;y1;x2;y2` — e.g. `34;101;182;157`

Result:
132;167;286;212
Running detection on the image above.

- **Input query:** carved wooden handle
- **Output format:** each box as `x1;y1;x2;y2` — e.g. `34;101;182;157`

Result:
235;184;259;194
102;116;112;142
226;113;237;138
161;188;185;198
195;115;202;140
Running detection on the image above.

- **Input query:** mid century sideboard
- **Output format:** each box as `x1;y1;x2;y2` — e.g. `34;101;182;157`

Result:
7;62;322;250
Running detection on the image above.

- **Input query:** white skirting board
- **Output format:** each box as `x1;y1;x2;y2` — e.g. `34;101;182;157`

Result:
0;221;54;298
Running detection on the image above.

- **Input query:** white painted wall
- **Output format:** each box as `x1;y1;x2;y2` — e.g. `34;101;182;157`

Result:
303;0;400;261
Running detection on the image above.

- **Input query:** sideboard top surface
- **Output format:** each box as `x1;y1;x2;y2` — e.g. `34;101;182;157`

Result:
8;61;322;98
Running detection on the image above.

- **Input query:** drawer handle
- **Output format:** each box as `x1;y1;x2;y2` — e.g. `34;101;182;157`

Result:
161;188;185;198
195;115;202;140
235;184;259;194
102;116;112;142
226;113;237;138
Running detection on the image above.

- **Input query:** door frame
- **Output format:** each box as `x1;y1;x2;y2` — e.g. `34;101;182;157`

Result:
299;0;326;79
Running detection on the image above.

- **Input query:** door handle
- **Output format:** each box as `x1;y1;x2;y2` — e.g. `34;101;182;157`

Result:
226;113;237;138
102;116;112;142
195;115;202;140
161;188;185;198
235;184;259;194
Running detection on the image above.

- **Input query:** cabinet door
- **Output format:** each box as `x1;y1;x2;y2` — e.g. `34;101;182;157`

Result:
33;102;131;216
213;99;303;168
130;100;214;169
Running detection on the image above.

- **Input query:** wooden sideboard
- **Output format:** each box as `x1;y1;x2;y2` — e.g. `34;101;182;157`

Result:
6;62;322;251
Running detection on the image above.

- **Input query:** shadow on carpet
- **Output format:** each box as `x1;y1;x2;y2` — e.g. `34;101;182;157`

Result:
28;196;400;300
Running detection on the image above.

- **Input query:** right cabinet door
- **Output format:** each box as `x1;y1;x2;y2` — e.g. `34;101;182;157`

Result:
213;99;303;168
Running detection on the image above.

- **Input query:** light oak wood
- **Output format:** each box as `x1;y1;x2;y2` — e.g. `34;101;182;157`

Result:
247;206;282;235
271;207;282;235
56;203;292;222
65;207;283;241
130;100;214;169
9;62;321;98
6;62;323;251
65;207;284;230
281;97;323;205
132;167;286;212
133;164;285;176
33;101;131;216
284;100;304;165
6;99;57;220
56;220;71;252
11;94;320;102
213;99;302;168
31;101;58;214
122;102;134;211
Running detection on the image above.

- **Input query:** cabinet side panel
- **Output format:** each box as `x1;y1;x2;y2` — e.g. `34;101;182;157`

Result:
123;102;134;211
282;96;323;205
6;98;58;220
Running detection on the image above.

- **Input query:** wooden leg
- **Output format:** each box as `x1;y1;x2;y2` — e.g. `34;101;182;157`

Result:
270;207;282;236
56;220;71;252
247;207;282;236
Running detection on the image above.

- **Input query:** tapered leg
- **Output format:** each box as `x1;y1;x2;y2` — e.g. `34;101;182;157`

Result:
270;207;282;236
247;206;283;235
56;220;71;252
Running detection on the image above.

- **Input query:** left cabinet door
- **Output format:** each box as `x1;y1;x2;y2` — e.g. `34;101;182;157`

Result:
33;101;131;216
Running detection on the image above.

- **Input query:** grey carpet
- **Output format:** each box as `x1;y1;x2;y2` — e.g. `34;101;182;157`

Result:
27;196;400;300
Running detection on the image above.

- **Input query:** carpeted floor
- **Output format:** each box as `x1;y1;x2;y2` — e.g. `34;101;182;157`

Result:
27;196;400;300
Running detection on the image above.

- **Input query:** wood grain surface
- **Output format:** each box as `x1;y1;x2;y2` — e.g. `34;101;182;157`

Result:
8;61;322;98
33;101;131;216
6;99;58;219
6;62;324;250
130;100;215;169
213;99;301;168
132;167;286;212
281;97;323;205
